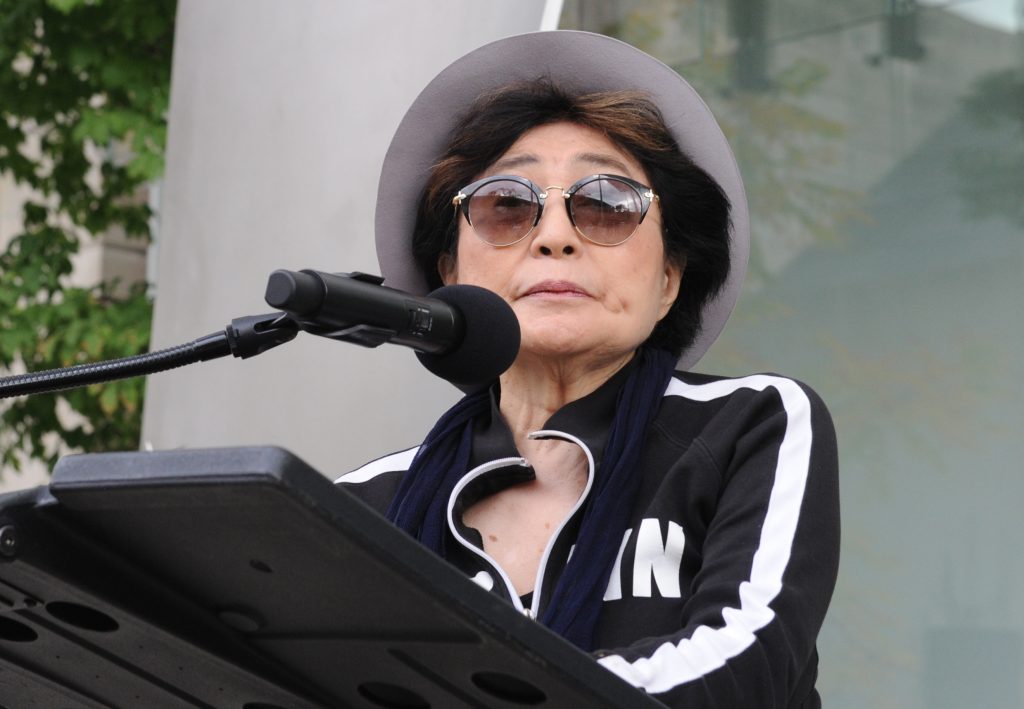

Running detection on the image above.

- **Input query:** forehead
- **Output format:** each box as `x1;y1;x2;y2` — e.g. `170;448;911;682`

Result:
488;121;648;180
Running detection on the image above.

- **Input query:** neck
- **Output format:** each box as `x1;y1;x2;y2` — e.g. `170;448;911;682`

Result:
497;350;634;452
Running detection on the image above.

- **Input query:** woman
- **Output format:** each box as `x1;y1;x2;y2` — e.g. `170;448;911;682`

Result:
339;31;839;708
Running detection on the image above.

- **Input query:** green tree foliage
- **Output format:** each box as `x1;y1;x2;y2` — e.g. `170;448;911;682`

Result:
0;0;176;473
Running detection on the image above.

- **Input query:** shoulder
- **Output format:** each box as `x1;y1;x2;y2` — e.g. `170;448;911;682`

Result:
335;446;419;484
655;370;836;471
660;370;832;427
335;445;419;514
664;370;828;407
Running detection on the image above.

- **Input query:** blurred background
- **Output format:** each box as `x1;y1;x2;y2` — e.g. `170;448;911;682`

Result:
1;1;1021;706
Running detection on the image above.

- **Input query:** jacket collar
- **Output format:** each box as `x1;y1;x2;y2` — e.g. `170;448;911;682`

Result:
471;355;639;472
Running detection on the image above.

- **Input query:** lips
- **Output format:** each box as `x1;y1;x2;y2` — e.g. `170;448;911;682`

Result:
520;280;592;298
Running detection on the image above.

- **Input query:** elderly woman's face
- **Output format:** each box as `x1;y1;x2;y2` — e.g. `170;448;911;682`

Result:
440;121;681;366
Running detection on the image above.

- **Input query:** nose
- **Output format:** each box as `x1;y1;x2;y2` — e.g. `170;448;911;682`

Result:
531;188;580;257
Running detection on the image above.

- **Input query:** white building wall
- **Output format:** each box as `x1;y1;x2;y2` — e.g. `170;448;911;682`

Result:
141;1;550;478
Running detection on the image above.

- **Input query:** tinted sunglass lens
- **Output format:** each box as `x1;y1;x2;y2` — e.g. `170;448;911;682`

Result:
570;178;643;245
468;180;538;245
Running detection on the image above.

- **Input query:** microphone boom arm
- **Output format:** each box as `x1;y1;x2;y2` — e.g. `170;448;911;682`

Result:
0;313;298;400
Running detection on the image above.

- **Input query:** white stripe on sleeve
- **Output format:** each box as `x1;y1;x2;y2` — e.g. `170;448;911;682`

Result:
598;375;814;694
334;446;420;484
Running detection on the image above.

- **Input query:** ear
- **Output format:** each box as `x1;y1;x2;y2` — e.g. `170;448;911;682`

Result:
657;257;684;320
437;252;457;285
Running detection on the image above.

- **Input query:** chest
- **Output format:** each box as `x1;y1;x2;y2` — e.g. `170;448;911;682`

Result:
462;442;590;594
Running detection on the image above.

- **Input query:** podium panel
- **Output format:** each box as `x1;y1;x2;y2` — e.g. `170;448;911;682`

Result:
0;447;658;708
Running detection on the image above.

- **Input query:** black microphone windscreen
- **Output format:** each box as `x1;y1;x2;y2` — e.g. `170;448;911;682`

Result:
416;285;520;389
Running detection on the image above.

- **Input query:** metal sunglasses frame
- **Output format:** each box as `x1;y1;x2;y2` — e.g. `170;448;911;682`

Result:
452;173;658;247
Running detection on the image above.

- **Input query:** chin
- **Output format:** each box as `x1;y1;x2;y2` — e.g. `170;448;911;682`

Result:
520;320;587;350
520;330;634;364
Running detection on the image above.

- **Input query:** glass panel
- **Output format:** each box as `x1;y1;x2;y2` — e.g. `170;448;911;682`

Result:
562;2;1024;707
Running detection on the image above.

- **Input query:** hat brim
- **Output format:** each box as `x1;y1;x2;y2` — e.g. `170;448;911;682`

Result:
375;30;748;370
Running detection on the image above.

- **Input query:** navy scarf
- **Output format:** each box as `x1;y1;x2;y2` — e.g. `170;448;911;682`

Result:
386;347;678;650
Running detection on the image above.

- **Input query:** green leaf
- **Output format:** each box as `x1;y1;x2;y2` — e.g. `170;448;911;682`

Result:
47;0;93;14
97;383;118;416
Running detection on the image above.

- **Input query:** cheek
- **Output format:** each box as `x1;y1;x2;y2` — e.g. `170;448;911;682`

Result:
617;242;674;316
442;233;516;296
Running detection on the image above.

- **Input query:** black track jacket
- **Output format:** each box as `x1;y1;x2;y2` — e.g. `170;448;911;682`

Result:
337;367;840;708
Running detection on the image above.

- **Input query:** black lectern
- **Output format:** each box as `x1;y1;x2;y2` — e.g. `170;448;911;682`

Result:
0;447;659;708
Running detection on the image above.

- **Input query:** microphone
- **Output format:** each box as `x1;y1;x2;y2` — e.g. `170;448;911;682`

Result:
264;269;520;387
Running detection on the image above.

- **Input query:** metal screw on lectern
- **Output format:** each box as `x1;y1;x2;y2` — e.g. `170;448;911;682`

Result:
0;525;20;557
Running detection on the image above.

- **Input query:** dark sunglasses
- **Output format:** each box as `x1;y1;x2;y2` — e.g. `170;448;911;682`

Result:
452;173;658;247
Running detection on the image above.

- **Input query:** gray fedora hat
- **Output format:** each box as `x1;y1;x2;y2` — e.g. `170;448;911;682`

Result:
375;30;749;370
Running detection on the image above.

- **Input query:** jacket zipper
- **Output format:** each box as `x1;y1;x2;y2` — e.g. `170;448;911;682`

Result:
447;456;531;614
447;431;596;620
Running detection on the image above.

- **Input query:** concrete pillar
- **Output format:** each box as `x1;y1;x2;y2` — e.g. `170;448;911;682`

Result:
142;1;550;478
